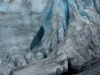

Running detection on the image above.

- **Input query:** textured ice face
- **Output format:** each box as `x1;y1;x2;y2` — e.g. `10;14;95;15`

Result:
0;0;9;13
31;0;48;13
0;0;100;75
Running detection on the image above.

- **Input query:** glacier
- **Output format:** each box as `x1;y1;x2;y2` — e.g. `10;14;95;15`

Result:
0;0;100;75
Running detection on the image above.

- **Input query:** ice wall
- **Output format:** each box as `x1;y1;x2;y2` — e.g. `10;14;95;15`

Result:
0;0;100;75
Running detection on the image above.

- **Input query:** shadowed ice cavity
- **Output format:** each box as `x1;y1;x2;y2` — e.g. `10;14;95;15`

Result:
30;26;44;51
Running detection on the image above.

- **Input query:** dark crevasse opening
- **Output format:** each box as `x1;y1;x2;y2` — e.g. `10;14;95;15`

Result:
64;0;69;25
61;67;75;75
61;59;75;75
30;26;44;51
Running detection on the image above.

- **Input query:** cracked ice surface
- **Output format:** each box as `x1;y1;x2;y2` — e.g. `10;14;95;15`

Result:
0;0;100;75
